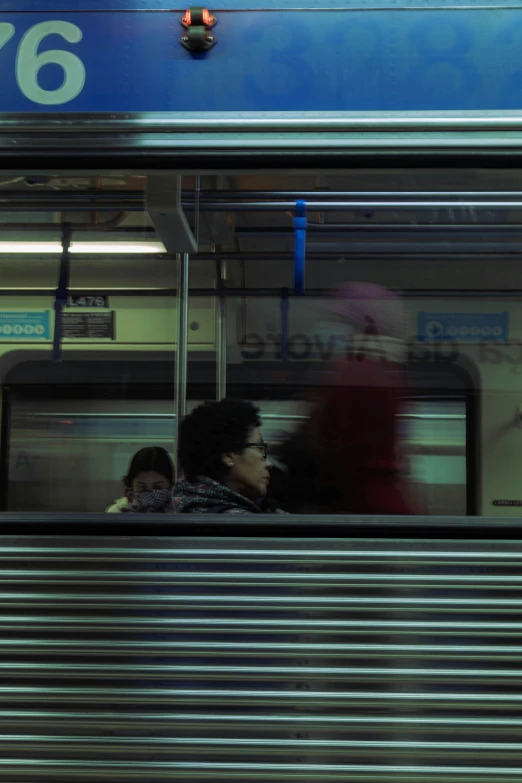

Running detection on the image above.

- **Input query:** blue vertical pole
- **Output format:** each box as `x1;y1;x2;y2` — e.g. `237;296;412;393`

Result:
293;200;307;295
53;223;71;364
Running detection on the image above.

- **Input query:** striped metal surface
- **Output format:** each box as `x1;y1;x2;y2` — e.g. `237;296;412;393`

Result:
0;526;521;780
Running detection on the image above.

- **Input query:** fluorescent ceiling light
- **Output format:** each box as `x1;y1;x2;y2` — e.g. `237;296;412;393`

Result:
0;241;166;254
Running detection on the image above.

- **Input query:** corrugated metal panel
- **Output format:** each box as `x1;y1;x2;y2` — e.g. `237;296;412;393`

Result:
0;529;521;781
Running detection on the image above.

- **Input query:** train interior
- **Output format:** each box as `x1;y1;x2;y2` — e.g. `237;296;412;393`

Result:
0;168;520;516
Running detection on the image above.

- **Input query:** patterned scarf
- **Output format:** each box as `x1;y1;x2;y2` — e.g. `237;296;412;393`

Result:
172;475;285;514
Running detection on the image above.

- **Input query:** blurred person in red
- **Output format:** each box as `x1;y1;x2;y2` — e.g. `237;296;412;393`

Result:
271;282;422;515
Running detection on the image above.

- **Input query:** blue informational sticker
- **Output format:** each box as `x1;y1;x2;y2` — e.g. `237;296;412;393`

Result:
418;313;509;342
0;311;50;340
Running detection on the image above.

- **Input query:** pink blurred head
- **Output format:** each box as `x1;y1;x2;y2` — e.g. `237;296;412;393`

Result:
328;282;406;340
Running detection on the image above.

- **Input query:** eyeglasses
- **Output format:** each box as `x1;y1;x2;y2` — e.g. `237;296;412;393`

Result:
243;441;268;459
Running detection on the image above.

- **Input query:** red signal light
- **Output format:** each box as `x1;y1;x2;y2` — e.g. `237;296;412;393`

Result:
181;7;216;29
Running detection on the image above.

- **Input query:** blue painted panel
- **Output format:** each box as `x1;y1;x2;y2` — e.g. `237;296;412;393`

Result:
0;9;522;111
418;312;509;342
3;2;522;10
0;311;50;340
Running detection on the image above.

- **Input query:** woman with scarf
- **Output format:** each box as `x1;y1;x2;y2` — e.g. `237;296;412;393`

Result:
106;446;174;513
172;399;284;514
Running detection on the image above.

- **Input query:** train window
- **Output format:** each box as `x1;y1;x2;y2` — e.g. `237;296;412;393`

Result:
8;166;522;517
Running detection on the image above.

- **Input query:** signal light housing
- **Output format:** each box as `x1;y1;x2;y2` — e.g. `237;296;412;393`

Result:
180;7;217;52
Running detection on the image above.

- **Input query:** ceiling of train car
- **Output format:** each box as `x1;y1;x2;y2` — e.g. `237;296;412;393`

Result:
0;171;521;259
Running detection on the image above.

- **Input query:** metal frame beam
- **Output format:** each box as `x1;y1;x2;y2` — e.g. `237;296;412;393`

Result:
174;253;189;479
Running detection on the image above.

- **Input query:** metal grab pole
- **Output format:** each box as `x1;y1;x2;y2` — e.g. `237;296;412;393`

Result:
53;222;72;364
216;260;227;401
280;288;290;363
216;296;227;400
174;253;189;479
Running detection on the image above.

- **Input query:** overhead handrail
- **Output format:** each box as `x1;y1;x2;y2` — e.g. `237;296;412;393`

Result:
5;190;522;213
187;190;522;200
186;200;522;211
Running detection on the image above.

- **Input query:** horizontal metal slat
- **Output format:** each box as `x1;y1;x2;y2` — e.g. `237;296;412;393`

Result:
0;736;519;766
3;592;522;606
3;570;522;587
2;639;522;659
1;663;522;681
0;759;522;783
2;686;521;706
2;616;522;634
0;711;520;728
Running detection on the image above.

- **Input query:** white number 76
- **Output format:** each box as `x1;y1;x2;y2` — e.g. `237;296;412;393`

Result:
0;20;85;106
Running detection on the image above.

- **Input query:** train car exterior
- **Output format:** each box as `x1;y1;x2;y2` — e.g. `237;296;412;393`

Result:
1;2;522;783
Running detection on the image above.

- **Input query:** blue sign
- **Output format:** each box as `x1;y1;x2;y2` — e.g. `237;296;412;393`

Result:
0;311;50;340
418;313;509;343
1;9;522;112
